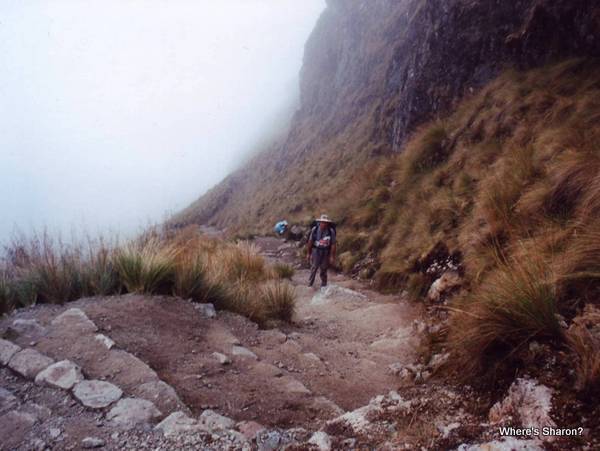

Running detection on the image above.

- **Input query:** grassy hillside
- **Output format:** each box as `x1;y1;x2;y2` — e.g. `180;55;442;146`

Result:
333;58;600;380
181;58;600;382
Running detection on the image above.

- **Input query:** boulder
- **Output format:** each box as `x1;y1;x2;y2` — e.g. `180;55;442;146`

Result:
194;303;217;319
35;360;83;390
155;411;207;437
212;352;231;365
200;409;235;431
231;345;258;360
73;380;122;409
81;437;106;448
106;398;162;427
7;319;46;339
280;377;311;395
94;334;115;350
489;378;555;439
0;339;21;365
8;349;54;379
308;431;332;451
135;380;186;414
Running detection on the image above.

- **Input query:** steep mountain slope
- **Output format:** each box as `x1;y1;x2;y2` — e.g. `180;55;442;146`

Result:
176;0;599;232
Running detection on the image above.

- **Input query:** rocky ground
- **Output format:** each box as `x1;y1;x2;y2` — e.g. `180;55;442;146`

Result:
0;236;597;450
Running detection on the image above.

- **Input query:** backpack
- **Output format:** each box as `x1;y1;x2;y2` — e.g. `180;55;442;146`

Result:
308;221;337;247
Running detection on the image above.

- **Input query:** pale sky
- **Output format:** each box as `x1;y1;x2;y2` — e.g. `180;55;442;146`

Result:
0;0;325;242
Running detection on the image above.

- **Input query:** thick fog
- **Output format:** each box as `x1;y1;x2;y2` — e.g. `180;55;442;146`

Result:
0;0;325;243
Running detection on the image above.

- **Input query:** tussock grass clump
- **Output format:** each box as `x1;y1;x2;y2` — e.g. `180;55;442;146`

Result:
173;254;208;300
218;242;266;282
260;281;296;323
114;238;177;294
272;263;295;280
449;251;561;377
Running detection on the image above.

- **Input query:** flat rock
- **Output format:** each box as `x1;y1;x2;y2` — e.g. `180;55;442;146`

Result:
73;380;122;409
200;409;235;431
0;388;17;415
155;411;207;437
94;334;115;349
51;308;98;333
194;303;217;318
231;345;258;360
212;352;231;365
35;359;83;390
135;380;186;413
280;377;311;395
106;398;162;427
8;348;54;379
0;339;21;365
81;437;106;448
311;284;367;306
8;319;47;339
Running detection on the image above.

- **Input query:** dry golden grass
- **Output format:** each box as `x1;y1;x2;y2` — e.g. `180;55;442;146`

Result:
448;249;562;377
0;227;296;327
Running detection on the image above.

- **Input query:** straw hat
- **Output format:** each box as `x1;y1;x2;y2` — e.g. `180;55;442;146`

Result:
317;214;333;223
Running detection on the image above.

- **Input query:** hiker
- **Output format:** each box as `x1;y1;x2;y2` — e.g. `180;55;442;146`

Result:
307;214;336;288
274;220;289;236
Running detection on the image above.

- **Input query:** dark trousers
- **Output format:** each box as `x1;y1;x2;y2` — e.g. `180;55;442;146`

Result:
309;248;330;287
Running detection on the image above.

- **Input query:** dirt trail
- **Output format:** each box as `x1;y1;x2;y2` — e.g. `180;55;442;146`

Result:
0;235;424;449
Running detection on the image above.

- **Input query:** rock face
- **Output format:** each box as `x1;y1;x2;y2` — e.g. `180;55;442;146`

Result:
73;380;123;409
178;0;600;230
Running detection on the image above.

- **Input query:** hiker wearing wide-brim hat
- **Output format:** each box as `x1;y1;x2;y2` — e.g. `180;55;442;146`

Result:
306;214;337;288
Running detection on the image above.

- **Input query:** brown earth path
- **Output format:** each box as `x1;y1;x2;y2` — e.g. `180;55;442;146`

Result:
0;235;424;449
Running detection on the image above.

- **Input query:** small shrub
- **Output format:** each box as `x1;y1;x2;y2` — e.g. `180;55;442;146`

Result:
114;238;177;294
273;263;295;280
260;281;296;323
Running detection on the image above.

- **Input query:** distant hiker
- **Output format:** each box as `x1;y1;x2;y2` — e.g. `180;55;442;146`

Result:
274;220;289;236
307;214;337;288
